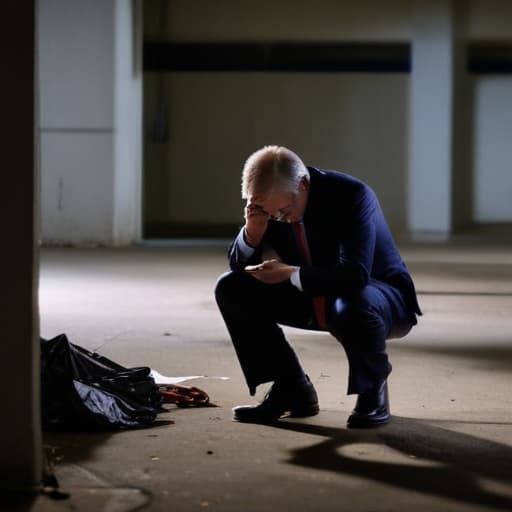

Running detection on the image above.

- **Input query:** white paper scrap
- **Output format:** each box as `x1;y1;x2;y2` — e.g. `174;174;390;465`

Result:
150;369;230;385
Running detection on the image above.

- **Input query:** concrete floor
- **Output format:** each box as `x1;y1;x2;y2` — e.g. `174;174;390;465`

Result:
33;242;512;512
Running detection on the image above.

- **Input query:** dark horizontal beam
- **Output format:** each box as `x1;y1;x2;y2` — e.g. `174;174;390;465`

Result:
143;42;410;73
143;41;512;74
144;221;239;239
468;43;512;73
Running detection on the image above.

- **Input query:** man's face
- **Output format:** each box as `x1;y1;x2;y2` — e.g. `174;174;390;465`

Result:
249;177;309;223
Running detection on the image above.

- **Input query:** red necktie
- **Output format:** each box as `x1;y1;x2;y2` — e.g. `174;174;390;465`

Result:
292;222;327;329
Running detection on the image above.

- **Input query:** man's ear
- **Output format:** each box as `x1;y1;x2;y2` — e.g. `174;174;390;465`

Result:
299;176;309;192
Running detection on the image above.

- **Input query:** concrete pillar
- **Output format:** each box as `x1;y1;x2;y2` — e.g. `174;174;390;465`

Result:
0;1;42;489
39;0;143;246
408;0;469;239
113;0;143;245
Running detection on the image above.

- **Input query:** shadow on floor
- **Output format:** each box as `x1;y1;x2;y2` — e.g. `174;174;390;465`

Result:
44;431;114;468
43;420;173;465
2;492;38;512
273;416;512;510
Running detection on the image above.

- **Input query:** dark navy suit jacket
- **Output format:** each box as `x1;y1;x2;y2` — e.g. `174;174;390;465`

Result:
228;167;421;321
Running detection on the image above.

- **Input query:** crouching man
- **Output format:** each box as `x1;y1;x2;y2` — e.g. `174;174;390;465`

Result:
215;145;421;428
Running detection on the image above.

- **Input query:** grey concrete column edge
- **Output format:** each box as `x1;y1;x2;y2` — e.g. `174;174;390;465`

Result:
407;0;469;240
112;0;144;246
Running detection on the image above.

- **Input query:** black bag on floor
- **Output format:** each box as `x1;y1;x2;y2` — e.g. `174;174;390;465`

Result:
41;334;163;431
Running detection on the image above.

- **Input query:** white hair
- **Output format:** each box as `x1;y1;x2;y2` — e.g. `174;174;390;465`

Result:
241;145;309;199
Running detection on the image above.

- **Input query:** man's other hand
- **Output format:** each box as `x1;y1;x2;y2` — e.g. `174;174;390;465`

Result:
245;259;297;284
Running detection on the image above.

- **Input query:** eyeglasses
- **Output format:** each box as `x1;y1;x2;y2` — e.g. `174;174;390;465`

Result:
268;184;304;222
269;203;294;222
251;177;306;223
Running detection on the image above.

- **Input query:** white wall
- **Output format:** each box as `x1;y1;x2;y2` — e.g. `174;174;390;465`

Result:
470;0;512;224
146;0;512;43
143;0;512;239
39;0;114;245
144;0;413;234
148;0;412;42
473;77;512;222
39;0;142;246
38;0;512;245
469;0;512;40
40;133;114;242
154;72;408;232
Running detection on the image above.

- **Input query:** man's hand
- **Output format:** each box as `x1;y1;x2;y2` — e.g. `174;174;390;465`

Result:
245;259;297;284
244;202;269;247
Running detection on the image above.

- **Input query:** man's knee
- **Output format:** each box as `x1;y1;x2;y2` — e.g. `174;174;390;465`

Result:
215;270;255;304
328;292;384;341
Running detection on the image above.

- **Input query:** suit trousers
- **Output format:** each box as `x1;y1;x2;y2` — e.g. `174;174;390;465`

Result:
215;270;415;396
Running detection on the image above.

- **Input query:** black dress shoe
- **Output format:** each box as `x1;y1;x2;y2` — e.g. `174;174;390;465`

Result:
347;380;390;428
233;375;319;423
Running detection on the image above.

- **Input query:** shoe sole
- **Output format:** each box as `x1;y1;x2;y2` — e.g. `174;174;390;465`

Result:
233;403;320;423
347;415;391;429
288;404;320;418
